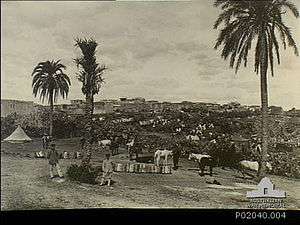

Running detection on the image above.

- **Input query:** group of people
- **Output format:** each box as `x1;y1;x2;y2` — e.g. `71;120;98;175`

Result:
42;130;245;186
43;134;114;185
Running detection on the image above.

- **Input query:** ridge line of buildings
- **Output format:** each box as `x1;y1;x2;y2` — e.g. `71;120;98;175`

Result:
1;98;299;118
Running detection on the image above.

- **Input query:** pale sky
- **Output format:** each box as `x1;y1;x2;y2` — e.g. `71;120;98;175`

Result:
1;1;300;110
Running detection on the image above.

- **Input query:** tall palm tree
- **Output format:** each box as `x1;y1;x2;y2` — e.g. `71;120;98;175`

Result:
74;38;106;165
32;60;71;136
213;0;298;178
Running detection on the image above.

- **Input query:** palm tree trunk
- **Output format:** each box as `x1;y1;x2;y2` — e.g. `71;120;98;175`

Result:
49;92;54;137
258;32;269;179
91;95;94;115
82;92;94;166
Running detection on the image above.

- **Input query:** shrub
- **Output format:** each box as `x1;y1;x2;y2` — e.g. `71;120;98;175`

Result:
67;164;102;184
268;152;300;178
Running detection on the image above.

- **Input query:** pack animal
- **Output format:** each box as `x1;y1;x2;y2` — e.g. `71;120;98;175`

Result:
188;153;215;176
154;149;173;166
98;139;111;147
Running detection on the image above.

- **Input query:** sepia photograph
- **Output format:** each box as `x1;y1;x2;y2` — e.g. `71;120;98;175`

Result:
1;0;300;217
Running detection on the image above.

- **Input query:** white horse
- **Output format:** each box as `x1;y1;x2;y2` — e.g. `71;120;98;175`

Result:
98;139;111;147
154;149;173;166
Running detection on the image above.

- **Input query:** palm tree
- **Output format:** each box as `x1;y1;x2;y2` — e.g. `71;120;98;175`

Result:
32;60;71;136
74;38;106;165
213;0;298;178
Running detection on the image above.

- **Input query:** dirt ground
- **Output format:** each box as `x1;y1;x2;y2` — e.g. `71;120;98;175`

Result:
1;139;300;210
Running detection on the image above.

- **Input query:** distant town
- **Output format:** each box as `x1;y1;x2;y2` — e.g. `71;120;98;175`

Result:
1;98;299;118
2;0;300;212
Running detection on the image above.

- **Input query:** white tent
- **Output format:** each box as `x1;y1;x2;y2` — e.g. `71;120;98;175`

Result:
3;125;32;143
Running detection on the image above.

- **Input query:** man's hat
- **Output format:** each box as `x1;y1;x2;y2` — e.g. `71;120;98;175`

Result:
105;152;111;156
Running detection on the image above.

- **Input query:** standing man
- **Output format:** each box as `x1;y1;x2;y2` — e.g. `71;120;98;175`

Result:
228;141;240;167
46;135;52;149
100;153;114;186
47;143;64;179
172;142;181;170
128;138;135;160
42;134;47;150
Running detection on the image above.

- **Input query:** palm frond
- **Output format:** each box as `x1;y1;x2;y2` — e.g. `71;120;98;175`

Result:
213;0;299;77
74;38;106;97
31;60;71;104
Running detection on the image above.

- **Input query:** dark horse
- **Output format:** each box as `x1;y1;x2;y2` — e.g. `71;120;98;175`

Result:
198;157;216;176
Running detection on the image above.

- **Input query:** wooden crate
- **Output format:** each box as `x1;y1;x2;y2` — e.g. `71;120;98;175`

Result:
140;163;147;173
134;164;140;173
146;164;154;173
129;164;135;173
154;165;162;174
161;165;172;174
113;162;171;174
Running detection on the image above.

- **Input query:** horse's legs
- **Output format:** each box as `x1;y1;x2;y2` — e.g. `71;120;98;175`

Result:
200;166;204;176
156;155;160;166
210;166;213;176
198;162;204;176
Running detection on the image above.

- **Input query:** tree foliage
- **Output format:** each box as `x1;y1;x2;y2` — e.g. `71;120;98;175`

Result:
32;60;71;103
214;0;299;76
74;38;106;97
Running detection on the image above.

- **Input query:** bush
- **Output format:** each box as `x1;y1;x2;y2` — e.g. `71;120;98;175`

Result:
67;164;102;184
268;152;300;178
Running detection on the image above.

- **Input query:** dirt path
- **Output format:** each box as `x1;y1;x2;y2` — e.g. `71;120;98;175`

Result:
2;154;299;210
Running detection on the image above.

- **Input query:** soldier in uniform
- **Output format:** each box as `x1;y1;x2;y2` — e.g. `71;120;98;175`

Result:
100;153;114;186
47;143;63;179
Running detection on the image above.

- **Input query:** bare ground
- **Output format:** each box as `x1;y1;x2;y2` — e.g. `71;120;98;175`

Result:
1;139;300;210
